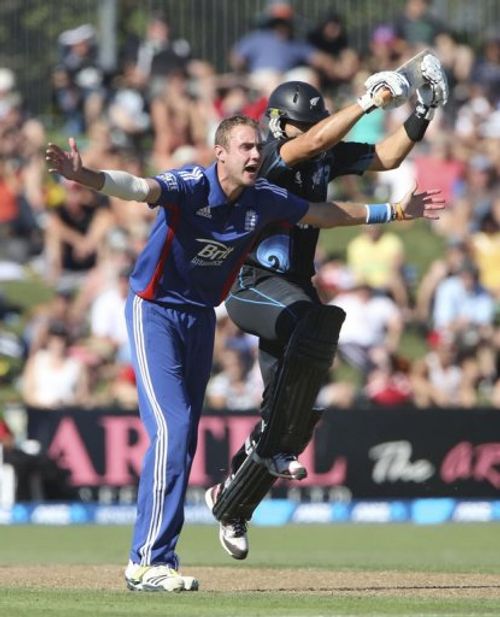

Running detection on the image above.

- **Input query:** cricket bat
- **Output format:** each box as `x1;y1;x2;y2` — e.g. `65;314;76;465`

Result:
372;48;435;107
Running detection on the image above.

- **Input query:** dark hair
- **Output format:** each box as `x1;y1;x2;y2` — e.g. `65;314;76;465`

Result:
214;115;259;149
48;320;70;340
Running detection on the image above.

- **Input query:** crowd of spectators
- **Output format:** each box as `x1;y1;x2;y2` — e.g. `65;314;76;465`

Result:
0;0;498;420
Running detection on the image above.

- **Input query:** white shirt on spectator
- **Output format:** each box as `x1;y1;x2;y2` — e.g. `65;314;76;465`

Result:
30;350;82;407
332;291;400;347
90;287;128;348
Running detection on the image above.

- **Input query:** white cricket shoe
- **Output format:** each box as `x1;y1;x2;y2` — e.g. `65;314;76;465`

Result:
125;562;199;592
205;483;249;560
261;452;307;480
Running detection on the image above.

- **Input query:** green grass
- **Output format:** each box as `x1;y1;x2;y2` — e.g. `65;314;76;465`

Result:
1;524;500;616
2;589;499;617
1;524;499;572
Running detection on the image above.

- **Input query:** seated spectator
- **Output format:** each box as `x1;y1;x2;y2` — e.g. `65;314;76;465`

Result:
433;31;474;111
411;335;478;407
346;225;409;309
21;321;90;409
415;239;471;323
70;226;136;324
364;353;413;406
150;68;211;170
316;360;357;409
106;363;138;409
315;254;355;304
413;135;466;207
107;62;150;152
89;264;131;363
330;281;403;376
470;198;500;298
120;11;192;100
206;347;262;411
431;260;495;338
230;3;346;95
55;24;105;133
0;68;21;124
306;12;359;88
472;32;500;105
23;284;81;356
393;0;446;47
44;179;114;286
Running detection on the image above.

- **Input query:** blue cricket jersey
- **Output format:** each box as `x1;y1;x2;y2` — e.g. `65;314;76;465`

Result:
129;162;309;307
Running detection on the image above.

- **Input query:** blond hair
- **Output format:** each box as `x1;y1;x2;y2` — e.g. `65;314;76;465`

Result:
214;115;259;149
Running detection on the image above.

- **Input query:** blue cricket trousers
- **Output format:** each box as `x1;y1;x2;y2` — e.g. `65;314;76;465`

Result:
125;292;215;567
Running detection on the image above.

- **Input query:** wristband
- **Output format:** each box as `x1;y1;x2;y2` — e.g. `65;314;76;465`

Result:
403;111;430;142
101;170;150;201
364;203;392;224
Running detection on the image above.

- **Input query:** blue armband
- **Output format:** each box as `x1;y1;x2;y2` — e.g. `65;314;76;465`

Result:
364;203;392;224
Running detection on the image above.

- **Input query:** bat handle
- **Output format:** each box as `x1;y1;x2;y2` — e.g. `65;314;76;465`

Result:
372;87;393;108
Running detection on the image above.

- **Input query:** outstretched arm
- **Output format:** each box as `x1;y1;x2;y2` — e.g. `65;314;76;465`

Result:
46;138;161;203
299;182;445;229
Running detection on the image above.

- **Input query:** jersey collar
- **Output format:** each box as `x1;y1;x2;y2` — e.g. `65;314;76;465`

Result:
205;162;230;208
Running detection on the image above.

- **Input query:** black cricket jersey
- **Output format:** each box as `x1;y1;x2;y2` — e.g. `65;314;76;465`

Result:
244;136;375;283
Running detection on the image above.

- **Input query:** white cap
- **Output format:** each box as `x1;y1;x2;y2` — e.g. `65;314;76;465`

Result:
0;68;15;92
59;24;95;46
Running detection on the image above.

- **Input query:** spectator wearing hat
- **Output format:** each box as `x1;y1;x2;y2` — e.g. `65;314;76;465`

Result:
54;24;105;134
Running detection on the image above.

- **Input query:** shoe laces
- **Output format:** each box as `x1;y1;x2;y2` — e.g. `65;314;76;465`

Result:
227;518;247;537
147;565;180;579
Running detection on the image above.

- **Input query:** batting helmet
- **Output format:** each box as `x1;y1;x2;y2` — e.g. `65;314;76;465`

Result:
266;81;329;124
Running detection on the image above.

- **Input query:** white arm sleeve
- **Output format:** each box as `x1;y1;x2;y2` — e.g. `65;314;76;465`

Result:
101;170;150;201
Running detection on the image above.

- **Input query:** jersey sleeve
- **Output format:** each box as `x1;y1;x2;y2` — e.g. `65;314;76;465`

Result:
259;182;309;226
329;141;375;180
149;169;197;207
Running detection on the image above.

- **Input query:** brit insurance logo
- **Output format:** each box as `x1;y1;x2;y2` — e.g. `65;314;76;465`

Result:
191;238;235;266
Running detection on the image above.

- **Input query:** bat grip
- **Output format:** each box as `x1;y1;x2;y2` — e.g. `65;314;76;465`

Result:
372;87;393;108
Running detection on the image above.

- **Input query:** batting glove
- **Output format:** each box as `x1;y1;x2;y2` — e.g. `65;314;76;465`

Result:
415;55;449;120
358;71;411;112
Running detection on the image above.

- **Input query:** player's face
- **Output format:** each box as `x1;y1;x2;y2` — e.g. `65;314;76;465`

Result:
284;119;315;138
224;125;263;186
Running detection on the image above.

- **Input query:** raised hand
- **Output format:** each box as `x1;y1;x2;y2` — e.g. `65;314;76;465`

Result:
358;71;410;112
415;55;449;120
396;182;446;220
45;137;83;181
